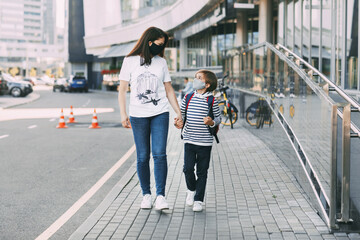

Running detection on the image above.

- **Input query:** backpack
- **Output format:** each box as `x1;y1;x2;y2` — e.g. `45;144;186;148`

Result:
181;92;220;144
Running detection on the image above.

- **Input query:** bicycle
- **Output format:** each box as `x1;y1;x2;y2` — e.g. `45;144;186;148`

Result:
215;75;239;129
245;97;273;128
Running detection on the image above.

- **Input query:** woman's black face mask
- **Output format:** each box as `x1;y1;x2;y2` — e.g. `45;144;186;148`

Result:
149;42;164;56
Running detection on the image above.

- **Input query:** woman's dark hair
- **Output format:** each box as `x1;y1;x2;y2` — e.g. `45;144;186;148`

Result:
127;26;169;66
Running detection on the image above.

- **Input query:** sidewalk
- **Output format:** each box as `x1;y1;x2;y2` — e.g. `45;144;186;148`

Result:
70;121;358;240
0;85;45;109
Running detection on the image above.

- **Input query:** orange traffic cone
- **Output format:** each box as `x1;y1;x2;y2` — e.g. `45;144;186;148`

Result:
89;109;101;129
67;105;77;123
56;109;68;128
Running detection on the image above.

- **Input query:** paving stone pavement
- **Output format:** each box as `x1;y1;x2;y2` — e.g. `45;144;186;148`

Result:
69;121;359;240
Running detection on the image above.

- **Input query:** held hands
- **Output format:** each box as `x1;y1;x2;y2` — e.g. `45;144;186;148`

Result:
174;116;183;129
173;116;214;129
203;116;215;126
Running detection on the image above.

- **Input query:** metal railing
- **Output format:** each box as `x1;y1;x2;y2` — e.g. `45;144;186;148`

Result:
276;43;360;227
277;44;360;114
223;41;360;230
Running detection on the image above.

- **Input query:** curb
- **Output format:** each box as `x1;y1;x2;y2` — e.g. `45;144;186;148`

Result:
69;161;137;240
90;89;118;95
0;93;40;109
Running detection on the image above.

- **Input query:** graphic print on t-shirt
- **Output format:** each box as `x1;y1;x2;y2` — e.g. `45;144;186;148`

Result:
135;70;161;106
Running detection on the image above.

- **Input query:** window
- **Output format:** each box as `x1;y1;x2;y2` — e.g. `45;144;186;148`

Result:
286;0;294;50
24;11;40;16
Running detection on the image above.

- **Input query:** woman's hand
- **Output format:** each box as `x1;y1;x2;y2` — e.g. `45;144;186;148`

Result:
118;80;131;128
121;115;131;128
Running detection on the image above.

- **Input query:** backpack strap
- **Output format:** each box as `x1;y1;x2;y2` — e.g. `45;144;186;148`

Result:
206;96;215;116
185;92;195;111
181;92;195;139
206;95;219;144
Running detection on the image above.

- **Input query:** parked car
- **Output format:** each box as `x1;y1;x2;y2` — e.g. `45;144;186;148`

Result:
23;78;35;86
102;73;120;91
53;78;68;92
68;76;88;92
41;75;55;86
0;75;9;95
2;73;33;97
33;78;47;85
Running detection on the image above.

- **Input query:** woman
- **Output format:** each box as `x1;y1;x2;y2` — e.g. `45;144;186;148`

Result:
118;27;182;210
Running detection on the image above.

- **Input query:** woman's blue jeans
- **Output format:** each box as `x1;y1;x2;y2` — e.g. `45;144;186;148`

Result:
130;112;169;196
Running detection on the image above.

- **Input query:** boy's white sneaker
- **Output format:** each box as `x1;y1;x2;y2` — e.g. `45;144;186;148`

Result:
155;195;169;210
186;190;195;206
193;201;203;212
141;194;152;209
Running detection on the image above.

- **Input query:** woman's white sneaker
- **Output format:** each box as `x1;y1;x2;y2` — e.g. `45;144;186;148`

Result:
186;190;195;206
193;201;203;212
155;195;169;210
141;194;152;209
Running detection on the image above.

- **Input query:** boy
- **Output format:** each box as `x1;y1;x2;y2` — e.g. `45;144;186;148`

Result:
175;69;221;212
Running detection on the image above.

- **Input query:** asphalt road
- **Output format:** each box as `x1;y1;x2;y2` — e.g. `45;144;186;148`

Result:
0;88;136;239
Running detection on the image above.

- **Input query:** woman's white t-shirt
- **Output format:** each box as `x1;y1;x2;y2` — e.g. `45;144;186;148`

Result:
119;55;171;117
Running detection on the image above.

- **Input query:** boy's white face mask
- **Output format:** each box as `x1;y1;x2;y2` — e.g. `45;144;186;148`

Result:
193;78;206;90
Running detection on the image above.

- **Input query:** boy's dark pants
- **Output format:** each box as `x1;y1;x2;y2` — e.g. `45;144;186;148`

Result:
183;143;212;202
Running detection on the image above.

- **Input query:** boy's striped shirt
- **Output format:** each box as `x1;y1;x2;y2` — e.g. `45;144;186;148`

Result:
181;91;221;146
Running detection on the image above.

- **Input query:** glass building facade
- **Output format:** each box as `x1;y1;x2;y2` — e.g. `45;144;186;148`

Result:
186;23;237;69
279;0;359;91
121;0;177;25
82;0;359;93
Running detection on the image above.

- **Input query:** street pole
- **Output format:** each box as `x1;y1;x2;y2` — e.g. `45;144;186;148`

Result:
25;40;29;78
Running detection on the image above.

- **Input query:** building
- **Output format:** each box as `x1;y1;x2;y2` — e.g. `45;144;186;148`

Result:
278;0;359;92
67;0;97;88
82;0;235;89
0;0;68;78
82;0;359;94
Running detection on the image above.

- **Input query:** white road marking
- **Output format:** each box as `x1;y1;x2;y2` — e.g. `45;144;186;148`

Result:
82;99;91;107
28;125;37;129
49;118;56;122
35;144;136;240
0;108;114;122
0;135;9;139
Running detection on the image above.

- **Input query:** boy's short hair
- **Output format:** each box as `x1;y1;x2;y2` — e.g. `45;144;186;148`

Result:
195;69;218;92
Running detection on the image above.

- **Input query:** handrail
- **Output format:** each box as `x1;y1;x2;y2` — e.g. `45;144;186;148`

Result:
246;42;338;107
337;110;360;138
277;43;360;112
228;42;360;138
224;41;360;229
